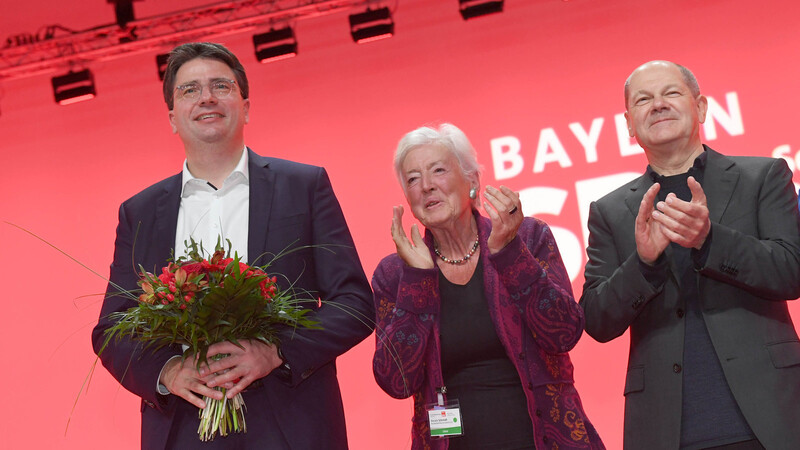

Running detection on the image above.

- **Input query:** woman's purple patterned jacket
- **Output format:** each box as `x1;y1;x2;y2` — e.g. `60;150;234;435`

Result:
372;210;604;449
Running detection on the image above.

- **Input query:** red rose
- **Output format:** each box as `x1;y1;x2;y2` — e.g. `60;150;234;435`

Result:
158;272;174;284
181;262;204;275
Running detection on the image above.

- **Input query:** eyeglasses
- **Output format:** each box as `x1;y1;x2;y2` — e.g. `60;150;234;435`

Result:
174;79;237;102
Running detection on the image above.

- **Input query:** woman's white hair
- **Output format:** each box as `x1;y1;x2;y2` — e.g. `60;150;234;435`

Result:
393;123;482;192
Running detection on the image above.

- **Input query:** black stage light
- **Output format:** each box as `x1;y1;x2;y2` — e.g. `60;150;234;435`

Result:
107;0;142;28
459;0;504;20
156;53;170;81
349;7;394;44
52;69;96;105
253;27;298;63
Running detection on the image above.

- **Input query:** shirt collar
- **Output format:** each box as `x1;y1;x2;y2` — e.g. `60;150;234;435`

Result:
181;147;250;196
647;148;707;183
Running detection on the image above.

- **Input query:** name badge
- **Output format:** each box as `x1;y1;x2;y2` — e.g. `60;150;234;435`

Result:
427;400;463;437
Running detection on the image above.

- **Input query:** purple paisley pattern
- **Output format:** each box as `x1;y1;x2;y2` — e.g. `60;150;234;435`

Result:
372;211;604;449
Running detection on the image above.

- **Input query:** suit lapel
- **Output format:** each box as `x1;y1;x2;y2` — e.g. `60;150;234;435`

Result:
247;149;275;265
154;173;182;263
701;147;739;224
625;175;653;218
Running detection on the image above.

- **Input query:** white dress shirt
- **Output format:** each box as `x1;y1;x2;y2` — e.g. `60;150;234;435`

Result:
174;148;250;262
158;147;251;395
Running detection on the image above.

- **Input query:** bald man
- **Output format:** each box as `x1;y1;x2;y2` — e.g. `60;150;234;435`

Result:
580;60;800;449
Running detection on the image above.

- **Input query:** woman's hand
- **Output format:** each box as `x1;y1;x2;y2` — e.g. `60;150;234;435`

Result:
391;205;435;269
483;185;523;254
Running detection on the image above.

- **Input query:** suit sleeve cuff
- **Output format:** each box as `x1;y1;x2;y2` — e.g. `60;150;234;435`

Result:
156;355;182;395
638;252;668;288
274;346;293;384
692;225;713;269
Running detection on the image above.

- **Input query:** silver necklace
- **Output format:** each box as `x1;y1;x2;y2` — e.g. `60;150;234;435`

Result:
434;236;480;265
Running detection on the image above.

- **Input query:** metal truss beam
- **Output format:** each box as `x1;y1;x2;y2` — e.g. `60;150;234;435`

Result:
0;0;372;81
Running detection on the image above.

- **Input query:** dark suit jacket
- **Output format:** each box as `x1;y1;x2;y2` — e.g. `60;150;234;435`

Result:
92;149;374;449
580;147;800;449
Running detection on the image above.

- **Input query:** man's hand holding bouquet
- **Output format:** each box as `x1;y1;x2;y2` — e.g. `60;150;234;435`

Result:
98;238;319;441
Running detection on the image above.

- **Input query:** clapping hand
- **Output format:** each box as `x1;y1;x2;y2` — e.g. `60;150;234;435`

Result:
635;183;670;265
390;205;435;269
651;176;710;249
482;185;523;254
636;177;711;265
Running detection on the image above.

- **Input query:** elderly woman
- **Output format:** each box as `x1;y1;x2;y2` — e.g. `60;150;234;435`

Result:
372;124;604;449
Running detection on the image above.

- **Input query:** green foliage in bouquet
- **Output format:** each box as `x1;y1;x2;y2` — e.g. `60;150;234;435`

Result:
98;238;321;441
100;238;320;366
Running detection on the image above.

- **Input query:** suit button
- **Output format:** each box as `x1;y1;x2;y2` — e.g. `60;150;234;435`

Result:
519;352;525;360
676;308;684;318
535;409;542;417
527;382;533;390
673;363;682;373
542;436;549;444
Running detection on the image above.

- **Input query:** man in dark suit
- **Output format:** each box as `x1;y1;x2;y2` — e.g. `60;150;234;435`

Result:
580;60;800;449
91;42;374;449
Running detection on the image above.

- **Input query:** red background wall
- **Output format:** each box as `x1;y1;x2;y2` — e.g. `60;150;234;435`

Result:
1;1;799;448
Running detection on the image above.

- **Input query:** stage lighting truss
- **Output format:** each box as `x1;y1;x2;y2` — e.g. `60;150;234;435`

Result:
349;7;394;44
253;26;298;63
52;69;96;105
0;0;372;82
459;0;504;20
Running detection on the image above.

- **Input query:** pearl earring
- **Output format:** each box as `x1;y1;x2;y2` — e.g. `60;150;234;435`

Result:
469;187;477;199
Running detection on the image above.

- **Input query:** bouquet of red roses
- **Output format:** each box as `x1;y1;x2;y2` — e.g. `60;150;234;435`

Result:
99;239;319;441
